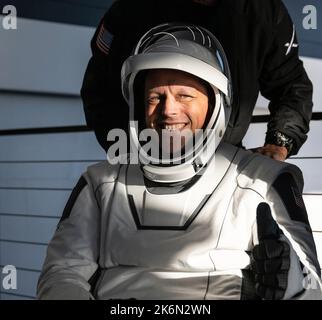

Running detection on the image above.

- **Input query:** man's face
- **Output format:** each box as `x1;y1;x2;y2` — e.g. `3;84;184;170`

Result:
144;69;209;134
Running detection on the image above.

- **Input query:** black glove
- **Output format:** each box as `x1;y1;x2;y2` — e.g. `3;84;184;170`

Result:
250;202;291;300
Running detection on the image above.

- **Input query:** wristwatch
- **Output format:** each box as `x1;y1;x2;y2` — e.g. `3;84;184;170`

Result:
265;131;294;155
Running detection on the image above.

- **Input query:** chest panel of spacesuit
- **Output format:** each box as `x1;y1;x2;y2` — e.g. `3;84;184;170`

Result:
100;146;257;272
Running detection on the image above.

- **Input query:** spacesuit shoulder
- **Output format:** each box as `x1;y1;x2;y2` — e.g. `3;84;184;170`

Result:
236;151;304;198
85;161;121;192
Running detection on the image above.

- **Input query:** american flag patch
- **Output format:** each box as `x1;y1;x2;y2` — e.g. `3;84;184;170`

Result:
96;24;114;55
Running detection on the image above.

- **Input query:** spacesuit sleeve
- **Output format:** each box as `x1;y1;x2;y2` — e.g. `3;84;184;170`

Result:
37;175;100;300
264;172;322;300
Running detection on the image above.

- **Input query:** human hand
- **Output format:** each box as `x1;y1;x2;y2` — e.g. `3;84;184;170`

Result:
250;203;290;300
252;144;288;161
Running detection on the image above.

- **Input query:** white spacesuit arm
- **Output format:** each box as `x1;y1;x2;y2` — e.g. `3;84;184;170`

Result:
267;173;322;300
37;175;101;300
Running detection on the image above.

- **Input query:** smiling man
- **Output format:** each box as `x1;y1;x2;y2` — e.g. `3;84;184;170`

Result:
37;23;322;300
145;69;210;134
144;69;211;158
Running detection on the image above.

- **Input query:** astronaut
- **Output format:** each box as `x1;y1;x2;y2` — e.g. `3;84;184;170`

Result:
37;23;322;300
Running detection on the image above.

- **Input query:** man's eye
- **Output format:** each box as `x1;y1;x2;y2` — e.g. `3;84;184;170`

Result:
147;96;160;103
178;94;193;101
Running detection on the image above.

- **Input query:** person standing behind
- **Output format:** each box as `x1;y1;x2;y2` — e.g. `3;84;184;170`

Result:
81;0;313;161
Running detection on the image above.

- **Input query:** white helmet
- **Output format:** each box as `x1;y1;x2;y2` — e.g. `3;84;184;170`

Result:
121;23;232;183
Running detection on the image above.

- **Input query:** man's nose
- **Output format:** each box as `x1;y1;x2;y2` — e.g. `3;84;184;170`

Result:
161;96;179;117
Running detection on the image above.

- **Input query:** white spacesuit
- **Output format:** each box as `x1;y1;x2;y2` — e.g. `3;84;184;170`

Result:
37;23;322;300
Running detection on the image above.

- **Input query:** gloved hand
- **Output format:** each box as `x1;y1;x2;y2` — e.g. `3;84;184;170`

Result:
250;202;291;300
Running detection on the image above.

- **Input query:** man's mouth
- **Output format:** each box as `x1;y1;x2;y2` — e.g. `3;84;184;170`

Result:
159;123;188;131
